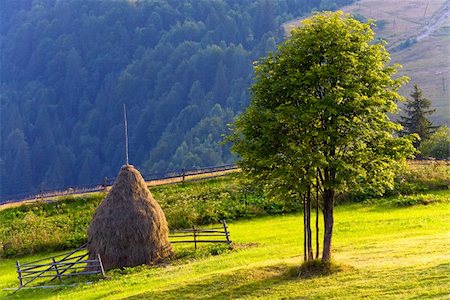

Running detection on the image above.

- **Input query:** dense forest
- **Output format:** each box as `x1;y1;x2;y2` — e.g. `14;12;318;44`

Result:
0;0;355;200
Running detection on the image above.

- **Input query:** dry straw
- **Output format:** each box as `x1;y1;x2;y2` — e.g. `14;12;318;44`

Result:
86;164;173;270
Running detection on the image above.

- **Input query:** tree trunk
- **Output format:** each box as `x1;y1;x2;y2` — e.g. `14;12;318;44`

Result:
315;178;320;259
306;187;313;260
303;196;307;262
322;188;334;262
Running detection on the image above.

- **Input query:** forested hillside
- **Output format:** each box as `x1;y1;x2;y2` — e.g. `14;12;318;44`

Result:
0;0;355;200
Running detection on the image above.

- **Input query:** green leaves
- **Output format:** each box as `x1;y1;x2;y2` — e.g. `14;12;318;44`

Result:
230;10;416;197
419;126;450;159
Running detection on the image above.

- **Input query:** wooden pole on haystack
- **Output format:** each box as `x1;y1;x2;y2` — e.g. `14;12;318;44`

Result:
124;104;129;166
86;104;173;271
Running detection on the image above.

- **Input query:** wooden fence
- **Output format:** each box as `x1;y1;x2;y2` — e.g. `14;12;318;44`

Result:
407;159;449;165
11;221;231;292
14;244;105;292
169;220;231;249
1;164;239;205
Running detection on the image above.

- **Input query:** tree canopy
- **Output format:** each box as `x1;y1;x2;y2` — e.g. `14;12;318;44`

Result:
229;11;416;262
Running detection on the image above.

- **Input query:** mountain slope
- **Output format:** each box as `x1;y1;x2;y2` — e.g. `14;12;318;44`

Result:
284;0;450;126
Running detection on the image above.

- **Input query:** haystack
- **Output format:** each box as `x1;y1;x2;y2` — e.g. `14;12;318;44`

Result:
86;164;173;270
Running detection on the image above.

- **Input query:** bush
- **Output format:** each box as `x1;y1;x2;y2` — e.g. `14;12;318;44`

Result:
364;191;449;207
394;37;416;51
392;161;449;195
153;174;296;229
392;194;437;207
2;165;447;258
346;161;449;202
419;126;450;159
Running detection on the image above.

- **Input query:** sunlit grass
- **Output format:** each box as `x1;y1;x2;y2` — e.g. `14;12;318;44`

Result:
1;191;449;299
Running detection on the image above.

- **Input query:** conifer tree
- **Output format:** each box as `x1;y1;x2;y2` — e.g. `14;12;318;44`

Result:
400;84;436;147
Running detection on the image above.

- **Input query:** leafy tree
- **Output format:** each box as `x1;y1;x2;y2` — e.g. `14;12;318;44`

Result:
229;12;416;262
399;84;436;147
419;126;450;159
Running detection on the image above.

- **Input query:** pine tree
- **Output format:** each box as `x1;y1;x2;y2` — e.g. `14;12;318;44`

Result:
400;84;436;147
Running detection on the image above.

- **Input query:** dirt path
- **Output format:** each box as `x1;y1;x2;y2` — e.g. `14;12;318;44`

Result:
0;168;240;211
282;0;450;42
417;1;450;41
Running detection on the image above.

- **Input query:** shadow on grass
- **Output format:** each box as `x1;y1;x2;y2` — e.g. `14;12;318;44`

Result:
122;262;344;300
295;259;351;278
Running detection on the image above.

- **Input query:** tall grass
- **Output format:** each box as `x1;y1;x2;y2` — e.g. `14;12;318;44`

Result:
391;161;449;195
151;175;292;229
0;175;289;258
0;195;103;257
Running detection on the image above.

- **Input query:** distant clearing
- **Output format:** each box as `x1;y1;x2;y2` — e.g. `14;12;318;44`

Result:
283;0;450;126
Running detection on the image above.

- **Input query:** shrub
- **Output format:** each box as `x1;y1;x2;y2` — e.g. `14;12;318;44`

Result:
153;174;295;229
419;126;450;159
392;194;437;207
2;165;447;258
364;189;450;207
392;161;449;195
347;161;449;201
394;37;416;51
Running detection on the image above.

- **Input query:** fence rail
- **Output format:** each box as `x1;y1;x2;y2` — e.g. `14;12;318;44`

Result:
0;164;239;205
3;159;446;205
14;244;105;292
169;220;231;250
12;220;231;292
407;159;450;165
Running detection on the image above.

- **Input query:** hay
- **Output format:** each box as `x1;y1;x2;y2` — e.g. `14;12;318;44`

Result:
86;165;173;270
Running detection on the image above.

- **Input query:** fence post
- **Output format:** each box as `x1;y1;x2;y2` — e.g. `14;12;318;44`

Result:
182;169;186;182
16;261;23;288
40;183;45;200
193;226;197;250
97;254;106;278
52;257;62;282
221;220;231;245
103;177;108;189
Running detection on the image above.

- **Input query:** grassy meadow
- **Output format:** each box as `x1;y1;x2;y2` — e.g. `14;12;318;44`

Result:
1;162;448;258
1;191;449;299
0;162;448;298
0;174;279;258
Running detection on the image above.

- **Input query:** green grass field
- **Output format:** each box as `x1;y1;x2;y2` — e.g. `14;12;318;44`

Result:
1;190;449;299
